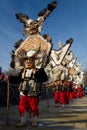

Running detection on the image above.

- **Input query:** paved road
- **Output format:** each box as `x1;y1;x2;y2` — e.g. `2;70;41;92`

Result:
0;95;87;130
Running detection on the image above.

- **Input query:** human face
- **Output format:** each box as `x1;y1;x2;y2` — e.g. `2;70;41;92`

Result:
25;58;34;69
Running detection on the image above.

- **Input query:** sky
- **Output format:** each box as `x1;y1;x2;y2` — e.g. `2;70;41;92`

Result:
0;0;87;71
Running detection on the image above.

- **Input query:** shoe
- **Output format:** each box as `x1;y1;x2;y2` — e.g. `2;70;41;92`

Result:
16;122;26;128
31;122;38;127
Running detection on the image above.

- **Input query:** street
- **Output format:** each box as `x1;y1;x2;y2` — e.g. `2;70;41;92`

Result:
0;95;87;130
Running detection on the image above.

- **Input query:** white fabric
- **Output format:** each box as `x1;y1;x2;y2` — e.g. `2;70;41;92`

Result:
27;50;37;57
25;69;33;78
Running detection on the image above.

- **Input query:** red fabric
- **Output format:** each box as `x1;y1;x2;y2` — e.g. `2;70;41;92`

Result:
72;86;77;98
64;91;69;104
18;95;39;117
60;91;65;104
69;92;73;99
77;86;83;98
77;88;83;98
73;91;77;98
54;91;60;103
77;91;83;98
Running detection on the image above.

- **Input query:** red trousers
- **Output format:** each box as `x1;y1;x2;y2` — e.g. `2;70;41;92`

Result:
77;91;83;98
54;91;60;104
64;91;69;104
54;91;65;105
73;91;77;98
60;91;65;105
18;95;39;117
69;92;73;99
